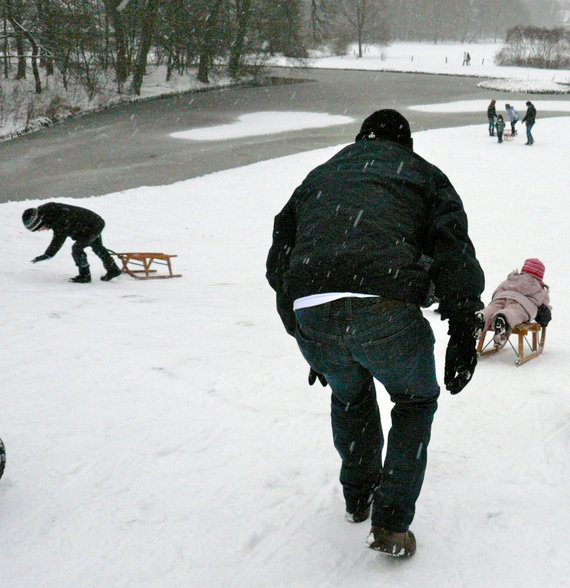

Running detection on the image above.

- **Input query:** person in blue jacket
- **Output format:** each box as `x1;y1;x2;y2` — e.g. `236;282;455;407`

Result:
505;103;520;136
266;109;484;559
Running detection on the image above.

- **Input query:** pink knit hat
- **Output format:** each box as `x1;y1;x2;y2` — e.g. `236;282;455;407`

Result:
522;258;545;282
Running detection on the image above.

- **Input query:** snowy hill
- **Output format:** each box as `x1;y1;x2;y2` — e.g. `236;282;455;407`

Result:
1;111;568;586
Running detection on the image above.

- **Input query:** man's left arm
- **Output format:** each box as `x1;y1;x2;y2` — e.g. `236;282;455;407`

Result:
424;172;485;394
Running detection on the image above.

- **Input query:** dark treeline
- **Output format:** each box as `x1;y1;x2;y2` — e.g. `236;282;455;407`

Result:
0;0;566;97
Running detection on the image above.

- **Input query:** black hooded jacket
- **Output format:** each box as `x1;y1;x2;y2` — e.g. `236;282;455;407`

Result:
266;138;484;334
35;202;105;258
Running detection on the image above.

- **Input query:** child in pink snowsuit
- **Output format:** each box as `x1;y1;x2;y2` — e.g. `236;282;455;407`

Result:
476;258;551;345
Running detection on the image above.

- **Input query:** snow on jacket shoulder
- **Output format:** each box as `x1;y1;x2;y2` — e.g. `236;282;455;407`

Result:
491;271;551;319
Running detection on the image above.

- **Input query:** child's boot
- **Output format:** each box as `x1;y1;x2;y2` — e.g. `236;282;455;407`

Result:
474;312;485;339
493;314;508;346
69;266;91;283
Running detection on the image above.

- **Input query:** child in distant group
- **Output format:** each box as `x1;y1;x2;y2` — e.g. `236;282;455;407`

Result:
475;258;552;346
495;114;506;143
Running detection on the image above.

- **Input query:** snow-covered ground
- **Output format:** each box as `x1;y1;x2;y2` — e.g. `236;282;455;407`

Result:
1;106;569;585
2;39;569;587
272;41;570;93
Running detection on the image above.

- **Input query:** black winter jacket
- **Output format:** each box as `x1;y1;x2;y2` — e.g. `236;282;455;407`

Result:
36;202;105;258
266;139;484;334
522;104;536;124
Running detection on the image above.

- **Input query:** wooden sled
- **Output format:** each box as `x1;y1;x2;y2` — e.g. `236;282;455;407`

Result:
477;321;546;366
112;252;181;280
503;129;513;141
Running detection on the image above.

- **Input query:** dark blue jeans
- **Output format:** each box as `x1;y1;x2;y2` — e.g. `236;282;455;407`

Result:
295;298;439;532
525;122;534;144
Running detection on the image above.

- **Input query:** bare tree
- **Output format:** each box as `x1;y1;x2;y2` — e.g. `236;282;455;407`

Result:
197;0;226;83
228;0;253;78
104;0;129;92
130;0;161;95
337;0;389;56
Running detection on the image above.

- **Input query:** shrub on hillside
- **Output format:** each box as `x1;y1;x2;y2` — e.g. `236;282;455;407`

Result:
496;26;570;69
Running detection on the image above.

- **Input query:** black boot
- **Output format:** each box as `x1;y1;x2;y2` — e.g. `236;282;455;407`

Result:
69;266;91;283
101;264;122;281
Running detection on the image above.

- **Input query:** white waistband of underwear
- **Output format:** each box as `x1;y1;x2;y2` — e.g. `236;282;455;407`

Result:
293;292;379;310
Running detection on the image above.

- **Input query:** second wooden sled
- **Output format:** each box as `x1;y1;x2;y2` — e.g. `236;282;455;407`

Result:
477;321;546;366
112;252;181;280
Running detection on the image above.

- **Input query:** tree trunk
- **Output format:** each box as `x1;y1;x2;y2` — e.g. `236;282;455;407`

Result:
197;0;225;84
104;0;129;93
229;0;251;79
130;0;160;95
9;16;41;92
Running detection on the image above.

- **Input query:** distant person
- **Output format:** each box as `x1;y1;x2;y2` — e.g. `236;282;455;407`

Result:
505;104;520;136
475;258;551;346
22;202;122;283
521;101;537;145
266;109;485;559
466;52;471;65
487;100;497;136
495;114;506;143
0;438;5;481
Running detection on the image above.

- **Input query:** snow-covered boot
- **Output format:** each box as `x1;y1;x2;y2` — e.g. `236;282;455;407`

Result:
367;527;416;558
493;314;508;346
69;266;91;283
345;505;371;523
100;265;122;281
474;312;485;339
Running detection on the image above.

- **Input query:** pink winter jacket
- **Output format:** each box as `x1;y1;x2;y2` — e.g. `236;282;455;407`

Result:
491;271;551;320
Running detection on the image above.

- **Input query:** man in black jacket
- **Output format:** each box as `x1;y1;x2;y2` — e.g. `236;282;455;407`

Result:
266;110;484;558
22;202;122;283
521;100;537;145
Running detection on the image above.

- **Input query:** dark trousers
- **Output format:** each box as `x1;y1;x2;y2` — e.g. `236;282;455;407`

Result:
72;233;117;271
525;122;535;144
294;298;439;532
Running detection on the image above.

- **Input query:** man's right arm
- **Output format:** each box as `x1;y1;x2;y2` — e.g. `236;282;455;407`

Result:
266;198;297;336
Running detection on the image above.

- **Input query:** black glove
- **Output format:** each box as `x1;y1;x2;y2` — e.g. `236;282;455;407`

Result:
308;368;327;387
31;254;51;263
445;314;478;395
535;304;551;328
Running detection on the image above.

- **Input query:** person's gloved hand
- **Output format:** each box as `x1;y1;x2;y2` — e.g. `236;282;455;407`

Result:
535;304;551;328
445;314;478;395
31;254;51;263
308;368;327;387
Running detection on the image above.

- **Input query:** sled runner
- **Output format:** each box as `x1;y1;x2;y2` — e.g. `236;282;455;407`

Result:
477;321;546;366
111;252;181;280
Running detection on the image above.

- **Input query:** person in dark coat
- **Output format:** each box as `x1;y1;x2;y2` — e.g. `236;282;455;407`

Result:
521;100;537;145
22;202;122;283
266;109;484;558
487;99;497;136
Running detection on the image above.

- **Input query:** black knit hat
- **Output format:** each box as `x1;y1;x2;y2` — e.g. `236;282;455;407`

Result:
355;109;413;149
22;208;44;231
